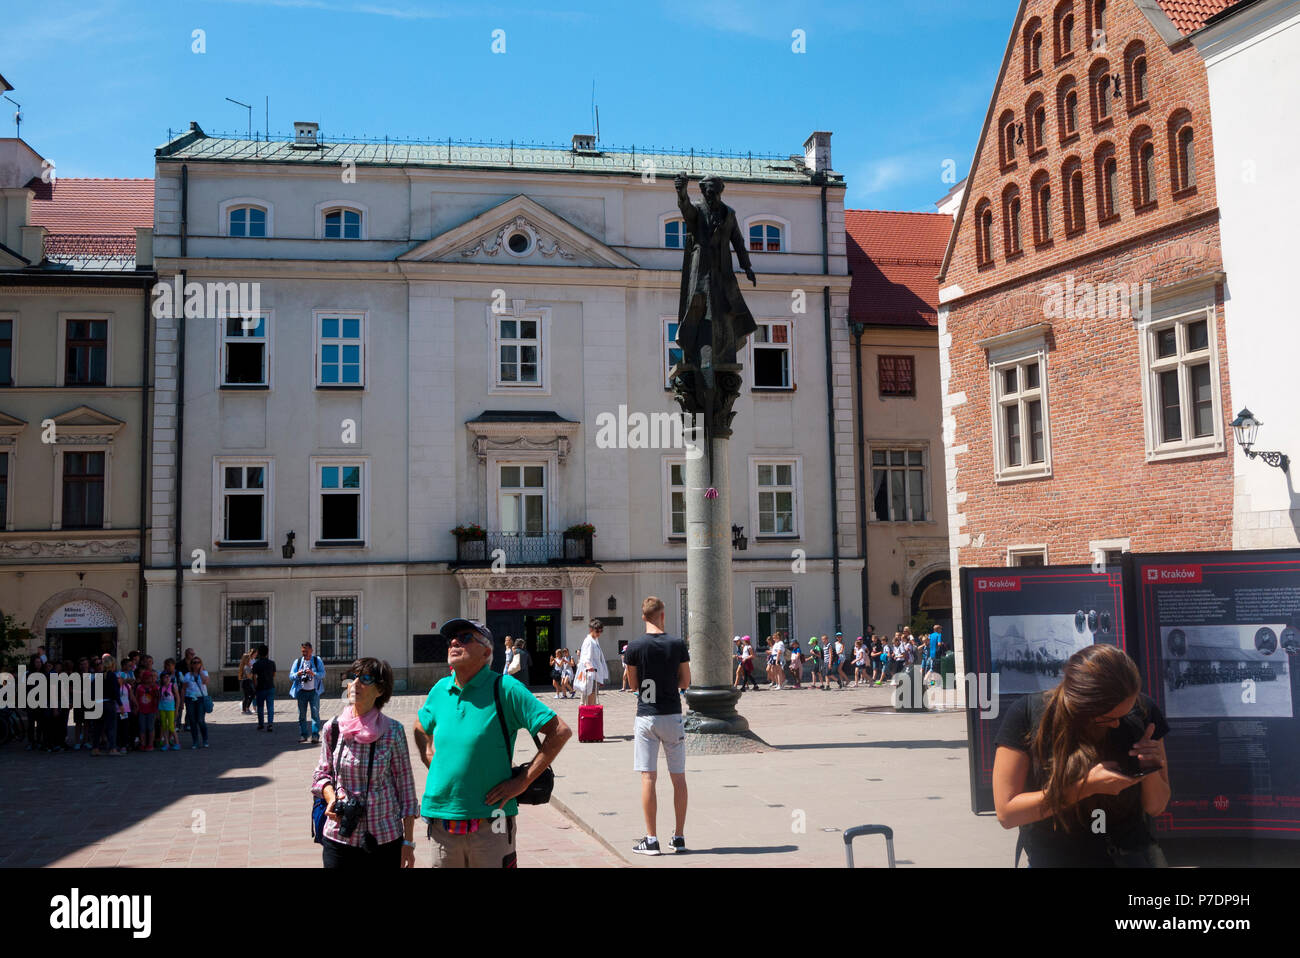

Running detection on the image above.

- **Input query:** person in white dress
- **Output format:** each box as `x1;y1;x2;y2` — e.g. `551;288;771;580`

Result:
576;619;610;706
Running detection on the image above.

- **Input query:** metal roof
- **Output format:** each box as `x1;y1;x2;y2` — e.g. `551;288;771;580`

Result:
155;125;840;187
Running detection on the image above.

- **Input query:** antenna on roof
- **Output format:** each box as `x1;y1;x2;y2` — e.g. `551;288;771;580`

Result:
225;97;252;140
591;79;600;142
3;95;20;138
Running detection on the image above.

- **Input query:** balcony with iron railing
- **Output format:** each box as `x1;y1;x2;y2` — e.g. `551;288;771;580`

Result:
451;530;594;567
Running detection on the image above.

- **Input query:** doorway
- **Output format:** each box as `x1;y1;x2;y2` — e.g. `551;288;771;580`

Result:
486;611;561;687
45;628;117;664
911;572;953;640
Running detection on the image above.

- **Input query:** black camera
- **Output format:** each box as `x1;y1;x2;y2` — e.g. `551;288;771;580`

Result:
333;794;367;838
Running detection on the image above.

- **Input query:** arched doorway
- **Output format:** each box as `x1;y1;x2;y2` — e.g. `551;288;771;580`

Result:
910;571;953;641
34;589;126;664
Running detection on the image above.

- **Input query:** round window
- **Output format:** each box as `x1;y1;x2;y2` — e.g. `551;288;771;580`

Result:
507;231;530;254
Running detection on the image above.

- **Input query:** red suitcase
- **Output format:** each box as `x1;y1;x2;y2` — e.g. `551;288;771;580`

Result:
578;705;604;743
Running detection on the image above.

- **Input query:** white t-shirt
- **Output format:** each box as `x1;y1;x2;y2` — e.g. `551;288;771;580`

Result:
772;640;785;663
295;656;319;690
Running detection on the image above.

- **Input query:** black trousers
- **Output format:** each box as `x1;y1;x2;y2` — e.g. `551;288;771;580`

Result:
321;835;403;869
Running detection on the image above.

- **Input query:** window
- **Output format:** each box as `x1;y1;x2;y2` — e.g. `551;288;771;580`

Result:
975;201;994;266
663;317;683;387
666;460;687;538
0;452;6;528
1063;159;1086;234
1125;42;1149;110
323;207;362;239
755;461;797;536
61;451;105;529
1003;186;1023;256
1057;76;1079;143
1024;18;1044;78
1143;310;1221;458
1170;115;1196;193
0;319;11;386
1089;538;1130;570
871;448;927;521
228;206;267;238
1026;93;1047;154
1131;127;1157;208
226;597;268;666
65;319;107;386
316;462;365;545
1095;143;1118;222
748;222;783;252
878;355;916;397
1009;546;1048;567
317;313;364;387
999;111;1018;168
754;587;792;647
1091;61;1113;124
1031;172;1053;245
315;595;359;663
222;315;268;387
1055;0;1076;61
664;218;689;249
1092;0;1107;42
219;462;269;546
499;464;546;536
752;321;792;389
993;353;1050;480
497;315;540;386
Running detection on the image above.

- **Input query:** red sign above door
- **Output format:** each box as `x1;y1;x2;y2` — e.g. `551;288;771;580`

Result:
487;590;563;611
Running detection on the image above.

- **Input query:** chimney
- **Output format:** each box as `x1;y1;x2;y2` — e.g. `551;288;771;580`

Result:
20;224;45;264
803;131;832;174
292;121;320;149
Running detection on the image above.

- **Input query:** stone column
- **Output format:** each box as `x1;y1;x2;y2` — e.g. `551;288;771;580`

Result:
682;434;748;734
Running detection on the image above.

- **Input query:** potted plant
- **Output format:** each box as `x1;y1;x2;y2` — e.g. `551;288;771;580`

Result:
451;524;488;564
451;523;487;540
563;523;596;563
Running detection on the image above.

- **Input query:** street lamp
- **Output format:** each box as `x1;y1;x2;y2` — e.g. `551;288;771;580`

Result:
1230;408;1289;473
282;530;296;560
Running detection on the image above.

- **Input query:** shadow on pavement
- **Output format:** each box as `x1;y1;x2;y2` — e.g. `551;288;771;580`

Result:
774;740;967;750
681;844;800;855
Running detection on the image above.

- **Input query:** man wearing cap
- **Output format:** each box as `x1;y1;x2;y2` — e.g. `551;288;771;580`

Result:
413;618;572;868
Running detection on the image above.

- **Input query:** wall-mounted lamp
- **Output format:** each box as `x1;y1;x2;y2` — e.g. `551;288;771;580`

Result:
282;530;297;560
732;525;747;551
607;595;617;612
890;582;900;596
1231;408;1289;473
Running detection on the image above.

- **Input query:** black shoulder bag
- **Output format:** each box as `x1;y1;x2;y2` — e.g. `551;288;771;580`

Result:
493;675;554;805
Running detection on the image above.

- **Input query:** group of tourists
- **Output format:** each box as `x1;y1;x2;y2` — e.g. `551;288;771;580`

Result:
727;624;949;692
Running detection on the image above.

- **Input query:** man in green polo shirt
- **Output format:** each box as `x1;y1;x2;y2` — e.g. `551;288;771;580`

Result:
414;618;571;868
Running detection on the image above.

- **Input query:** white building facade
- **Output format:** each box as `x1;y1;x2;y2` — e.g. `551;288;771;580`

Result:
147;125;859;691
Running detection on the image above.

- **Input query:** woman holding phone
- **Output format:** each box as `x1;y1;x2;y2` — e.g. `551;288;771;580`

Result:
992;644;1171;867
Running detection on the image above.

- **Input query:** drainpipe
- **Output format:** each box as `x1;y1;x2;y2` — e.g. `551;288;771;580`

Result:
814;171;842;633
173;165;188;661
852;322;869;634
137;274;152;652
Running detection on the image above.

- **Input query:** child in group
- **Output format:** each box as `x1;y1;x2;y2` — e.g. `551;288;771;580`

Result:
560;649;576;698
157;672;180;750
134;668;160;751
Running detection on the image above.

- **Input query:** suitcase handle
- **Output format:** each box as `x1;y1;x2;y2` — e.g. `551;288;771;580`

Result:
843;825;896;869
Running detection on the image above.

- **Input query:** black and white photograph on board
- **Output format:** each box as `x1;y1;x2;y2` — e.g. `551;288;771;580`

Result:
988;614;1096;694
1162;625;1294;719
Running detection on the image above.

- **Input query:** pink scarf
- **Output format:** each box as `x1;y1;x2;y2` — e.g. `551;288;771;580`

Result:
337;704;389;743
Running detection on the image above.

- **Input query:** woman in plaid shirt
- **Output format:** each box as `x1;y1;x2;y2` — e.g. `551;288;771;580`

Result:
312;657;420;868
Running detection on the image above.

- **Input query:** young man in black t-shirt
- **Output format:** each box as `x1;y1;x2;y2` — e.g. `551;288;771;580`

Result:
249;643;277;732
623;595;691;856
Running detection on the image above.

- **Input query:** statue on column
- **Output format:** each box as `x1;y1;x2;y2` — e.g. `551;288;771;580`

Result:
669;172;758;489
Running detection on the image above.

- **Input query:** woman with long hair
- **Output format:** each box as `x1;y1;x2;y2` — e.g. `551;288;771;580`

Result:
993;644;1171;867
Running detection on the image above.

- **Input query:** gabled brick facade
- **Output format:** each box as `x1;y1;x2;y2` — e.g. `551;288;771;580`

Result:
937;0;1233;659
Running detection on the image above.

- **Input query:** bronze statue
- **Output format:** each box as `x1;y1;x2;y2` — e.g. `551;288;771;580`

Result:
670;172;757;488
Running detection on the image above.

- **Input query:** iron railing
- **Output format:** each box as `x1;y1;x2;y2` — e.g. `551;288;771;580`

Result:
43;233;138;270
453;530;593;566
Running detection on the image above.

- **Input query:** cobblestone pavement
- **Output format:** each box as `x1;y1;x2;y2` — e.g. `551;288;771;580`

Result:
0;694;622;868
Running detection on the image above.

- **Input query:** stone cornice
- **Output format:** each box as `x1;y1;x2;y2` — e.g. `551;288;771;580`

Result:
0;532;140;560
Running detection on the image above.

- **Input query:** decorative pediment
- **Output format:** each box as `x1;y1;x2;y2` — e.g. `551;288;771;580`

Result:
50;405;125;444
401;194;637;269
0;411;26;445
466;410;581;465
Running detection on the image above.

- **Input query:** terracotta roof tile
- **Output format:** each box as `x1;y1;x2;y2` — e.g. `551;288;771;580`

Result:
1154;0;1238;34
846;210;953;329
28;178;154;234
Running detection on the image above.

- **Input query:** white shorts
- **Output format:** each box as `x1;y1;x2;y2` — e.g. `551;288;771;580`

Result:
633;714;686;775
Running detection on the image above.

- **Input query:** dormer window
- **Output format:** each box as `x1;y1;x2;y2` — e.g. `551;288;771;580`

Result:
229;206;267;238
324;208;362;240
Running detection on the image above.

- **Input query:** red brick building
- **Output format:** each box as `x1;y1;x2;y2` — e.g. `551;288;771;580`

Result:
936;0;1238;658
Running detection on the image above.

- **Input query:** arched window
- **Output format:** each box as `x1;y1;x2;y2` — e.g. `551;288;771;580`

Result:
1057;76;1079;142
1026;92;1047;154
1024;17;1044;78
1063;157;1086;234
1094;142;1118;222
1003;185;1023;256
228;205;267;237
1090;59;1113;125
1130;126;1157;208
975;200;994;266
1090;0;1107;50
1124;41;1149;110
1168;111;1196;193
323;207;362;239
999;110;1018;168
1055;0;1076;61
748;221;783;252
664;217;689;249
1031;171;1053;245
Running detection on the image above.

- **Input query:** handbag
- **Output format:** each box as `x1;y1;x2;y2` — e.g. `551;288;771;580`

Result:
492;675;554;805
311;718;341;843
203;693;214;714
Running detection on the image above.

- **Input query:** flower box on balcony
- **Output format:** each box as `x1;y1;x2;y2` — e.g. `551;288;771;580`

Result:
562;529;594;564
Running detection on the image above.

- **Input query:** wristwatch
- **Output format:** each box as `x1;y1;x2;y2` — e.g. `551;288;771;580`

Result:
402;840;416;848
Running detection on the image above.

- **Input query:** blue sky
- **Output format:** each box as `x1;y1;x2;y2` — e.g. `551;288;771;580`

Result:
1;0;1014;212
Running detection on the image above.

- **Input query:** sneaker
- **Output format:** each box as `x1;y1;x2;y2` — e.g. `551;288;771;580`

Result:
668;836;686;854
203;742;210;748
266;725;273;732
191;744;200;749
172;744;181;751
311;735;320;744
299;737;310;745
632;837;661;856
